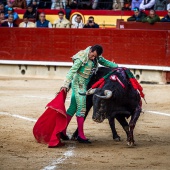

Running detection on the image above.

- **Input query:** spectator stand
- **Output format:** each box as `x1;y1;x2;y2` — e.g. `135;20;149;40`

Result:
14;9;168;28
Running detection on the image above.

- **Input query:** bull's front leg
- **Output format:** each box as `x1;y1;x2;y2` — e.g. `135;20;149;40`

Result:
115;115;130;141
108;117;121;141
127;104;142;146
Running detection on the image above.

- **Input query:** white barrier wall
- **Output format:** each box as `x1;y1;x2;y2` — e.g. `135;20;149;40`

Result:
0;62;169;84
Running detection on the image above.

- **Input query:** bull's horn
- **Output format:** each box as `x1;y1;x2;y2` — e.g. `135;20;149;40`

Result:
95;90;112;99
86;88;96;95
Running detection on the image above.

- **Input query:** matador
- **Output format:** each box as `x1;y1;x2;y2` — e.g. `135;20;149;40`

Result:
61;45;118;143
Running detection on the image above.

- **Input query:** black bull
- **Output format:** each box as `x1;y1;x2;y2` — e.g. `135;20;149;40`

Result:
73;67;142;145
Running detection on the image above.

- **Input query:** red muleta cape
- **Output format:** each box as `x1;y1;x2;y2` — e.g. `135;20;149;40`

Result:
33;89;67;147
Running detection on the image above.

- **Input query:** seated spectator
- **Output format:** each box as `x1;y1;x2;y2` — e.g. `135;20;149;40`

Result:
1;14;17;27
0;3;4;13
83;16;99;28
167;0;170;9
5;0;15;8
161;9;170;22
38;0;51;9
53;10;70;28
142;9;160;24
51;0;66;9
131;0;143;10
0;3;8;17
0;11;8;26
139;0;155;10
5;7;19;20
92;0;98;9
98;0;113;9
19;16;35;27
13;0;27;9
78;0;92;9
25;0;39;6
92;0;113;9
62;0;67;9
25;0;31;6
4;0;15;14
36;12;52;28
127;7;147;22
154;0;167;10
71;14;84;28
69;0;78;9
112;0;124;10
27;0;40;8
122;0;131;10
24;4;36;19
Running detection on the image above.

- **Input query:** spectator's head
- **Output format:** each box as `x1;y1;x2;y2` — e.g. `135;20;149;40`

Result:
8;14;14;23
76;14;82;23
0;3;4;11
27;4;33;12
73;0;77;3
168;9;170;17
39;12;46;22
58;11;64;20
88;16;95;26
7;7;14;15
149;10;156;18
7;0;15;7
23;16;29;23
89;45;103;60
133;7;140;17
88;16;95;22
0;11;5;19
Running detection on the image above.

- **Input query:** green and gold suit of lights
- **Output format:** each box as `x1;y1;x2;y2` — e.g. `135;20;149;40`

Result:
63;46;118;117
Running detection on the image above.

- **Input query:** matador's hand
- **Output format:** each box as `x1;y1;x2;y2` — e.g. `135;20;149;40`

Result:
60;87;67;93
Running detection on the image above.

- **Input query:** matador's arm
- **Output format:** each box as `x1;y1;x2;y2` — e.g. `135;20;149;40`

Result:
62;59;83;89
98;56;118;68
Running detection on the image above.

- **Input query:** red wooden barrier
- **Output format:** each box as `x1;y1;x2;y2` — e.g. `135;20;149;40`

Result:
0;28;170;66
117;21;170;30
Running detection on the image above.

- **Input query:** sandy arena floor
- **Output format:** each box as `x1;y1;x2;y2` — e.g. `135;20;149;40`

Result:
0;77;170;170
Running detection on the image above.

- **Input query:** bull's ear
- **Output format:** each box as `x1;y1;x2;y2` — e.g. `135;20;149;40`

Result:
86;88;97;95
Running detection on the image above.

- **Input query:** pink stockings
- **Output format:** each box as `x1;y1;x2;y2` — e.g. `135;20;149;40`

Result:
63;115;87;140
76;116;87;140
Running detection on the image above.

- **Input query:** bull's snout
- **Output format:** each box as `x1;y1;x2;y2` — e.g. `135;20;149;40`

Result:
92;113;104;123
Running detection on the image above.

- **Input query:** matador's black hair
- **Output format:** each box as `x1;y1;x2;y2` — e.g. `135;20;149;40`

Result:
91;45;103;56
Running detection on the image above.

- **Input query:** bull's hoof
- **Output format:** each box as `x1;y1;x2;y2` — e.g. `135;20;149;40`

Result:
127;141;135;147
113;135;121;142
113;137;121;142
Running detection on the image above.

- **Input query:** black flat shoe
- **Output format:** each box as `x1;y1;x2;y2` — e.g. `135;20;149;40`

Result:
77;136;91;144
60;132;69;140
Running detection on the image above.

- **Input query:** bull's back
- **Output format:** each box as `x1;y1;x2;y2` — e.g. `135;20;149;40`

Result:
87;67;112;89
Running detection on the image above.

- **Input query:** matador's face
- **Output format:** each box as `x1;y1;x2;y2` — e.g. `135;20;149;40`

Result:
88;50;98;60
